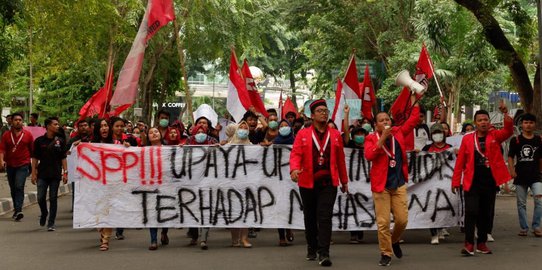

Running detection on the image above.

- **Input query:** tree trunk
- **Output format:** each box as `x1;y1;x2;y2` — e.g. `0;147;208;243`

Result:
289;65;297;107
173;5;194;123
454;0;534;114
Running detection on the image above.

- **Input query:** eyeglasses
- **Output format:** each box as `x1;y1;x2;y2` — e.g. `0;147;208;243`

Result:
315;109;329;114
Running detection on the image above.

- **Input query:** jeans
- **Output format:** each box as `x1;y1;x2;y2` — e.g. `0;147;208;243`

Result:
373;184;408;256
6;165;30;213
37;178;61;227
149;228;169;243
299;184;338;257
464;187;496;244
516;182;542;230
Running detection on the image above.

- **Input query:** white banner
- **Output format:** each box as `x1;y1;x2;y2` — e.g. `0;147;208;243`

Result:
69;144;462;230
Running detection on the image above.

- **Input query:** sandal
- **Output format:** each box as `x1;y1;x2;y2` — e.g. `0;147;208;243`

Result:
518;230;528;236
241;240;252;248
99;243;109;251
231;241;241;247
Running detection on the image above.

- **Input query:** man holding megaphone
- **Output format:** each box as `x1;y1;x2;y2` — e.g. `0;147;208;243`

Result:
364;80;422;266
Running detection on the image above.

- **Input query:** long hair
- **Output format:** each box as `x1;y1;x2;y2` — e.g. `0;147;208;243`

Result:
91;118;113;143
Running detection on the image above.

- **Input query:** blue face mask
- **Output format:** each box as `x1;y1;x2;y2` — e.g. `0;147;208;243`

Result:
195;133;207;143
353;135;365;144
268;121;279;129
237;129;249;139
279;126;291;136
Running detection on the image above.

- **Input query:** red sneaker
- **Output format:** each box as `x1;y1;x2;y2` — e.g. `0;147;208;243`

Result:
476;242;492;254
461;242;474;256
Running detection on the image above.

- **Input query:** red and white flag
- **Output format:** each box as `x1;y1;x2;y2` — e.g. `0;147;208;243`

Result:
110;0;174;115
342;54;361;99
281;97;299;120
241;59;268;118
416;43;433;81
227;50;252;122
79;66;114;120
331;78;346;131
361;64;376;120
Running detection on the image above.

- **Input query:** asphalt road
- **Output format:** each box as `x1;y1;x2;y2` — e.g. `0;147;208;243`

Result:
0;195;540;270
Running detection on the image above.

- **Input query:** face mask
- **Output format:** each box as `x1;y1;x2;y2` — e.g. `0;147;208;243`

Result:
159;119;169;128
432;133;444;143
279;126;291;136
237;129;249;139
362;123;373;133
268;121;279;129
195;133;207;143
354;135;365;144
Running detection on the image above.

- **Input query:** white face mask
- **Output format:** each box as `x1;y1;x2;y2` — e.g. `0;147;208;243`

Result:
432;133;444;143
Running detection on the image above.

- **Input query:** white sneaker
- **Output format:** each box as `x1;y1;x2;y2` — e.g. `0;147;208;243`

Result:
487;234;494;242
440;228;450;236
431;235;439;245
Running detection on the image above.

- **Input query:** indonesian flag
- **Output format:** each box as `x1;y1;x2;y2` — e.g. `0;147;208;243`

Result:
241;59;268;118
416;43;433;81
281;96;299;120
331;78;346;131
110;0;174;114
79;67;114;120
361;64;376;120
227;49;252;122
342;53;361;99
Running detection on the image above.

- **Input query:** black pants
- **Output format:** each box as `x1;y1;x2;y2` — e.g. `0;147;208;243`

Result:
299;184;337;256
464;187;497;244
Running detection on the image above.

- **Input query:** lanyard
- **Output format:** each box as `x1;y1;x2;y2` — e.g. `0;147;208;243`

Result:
311;127;330;158
10;130;24;152
376;132;396;160
473;135;487;159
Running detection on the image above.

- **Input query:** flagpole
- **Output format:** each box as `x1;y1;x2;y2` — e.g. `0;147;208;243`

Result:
426;53;447;108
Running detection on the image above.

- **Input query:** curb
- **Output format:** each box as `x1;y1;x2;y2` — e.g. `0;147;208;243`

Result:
0;184;71;216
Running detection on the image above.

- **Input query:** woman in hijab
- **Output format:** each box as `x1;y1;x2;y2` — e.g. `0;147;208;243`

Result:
228;121;253;247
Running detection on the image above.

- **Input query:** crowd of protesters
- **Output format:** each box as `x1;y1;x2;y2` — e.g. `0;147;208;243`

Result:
0;95;541;267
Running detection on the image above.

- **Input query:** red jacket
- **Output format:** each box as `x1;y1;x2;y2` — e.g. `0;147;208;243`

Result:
452;115;514;192
290;126;348;189
364;106;420;193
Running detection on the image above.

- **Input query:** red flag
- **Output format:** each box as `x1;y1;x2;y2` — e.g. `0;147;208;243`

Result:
331;78;346;131
79;67;114;120
281;97;299;120
241;59;268;118
227;49;252;122
342;54;361;99
416;43;433;81
361;65;376;120
146;0;175;41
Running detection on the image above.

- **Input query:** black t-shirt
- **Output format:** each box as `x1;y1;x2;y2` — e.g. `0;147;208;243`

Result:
32;135;67;179
508;135;542;185
67;134;91;150
249;128;265;144
385;137;405;189
472;136;497;191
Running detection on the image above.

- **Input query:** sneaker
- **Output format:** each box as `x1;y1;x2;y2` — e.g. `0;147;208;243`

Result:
14;212;24;221
431;235;439;245
534;228;542;237
39;215;47;227
378;255;391;266
461;242;474;256
47;226;56;232
115;233;125;240
200;241;208;250
487;234;495;242
440;228;450;237
306;250;317;261
392;242;403;258
318;255;332;267
476;242;492;254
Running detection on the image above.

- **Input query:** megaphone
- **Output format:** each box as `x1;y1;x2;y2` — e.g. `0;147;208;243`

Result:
395;70;426;94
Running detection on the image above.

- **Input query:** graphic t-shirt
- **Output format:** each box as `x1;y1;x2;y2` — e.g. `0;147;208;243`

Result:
508;135;542;185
